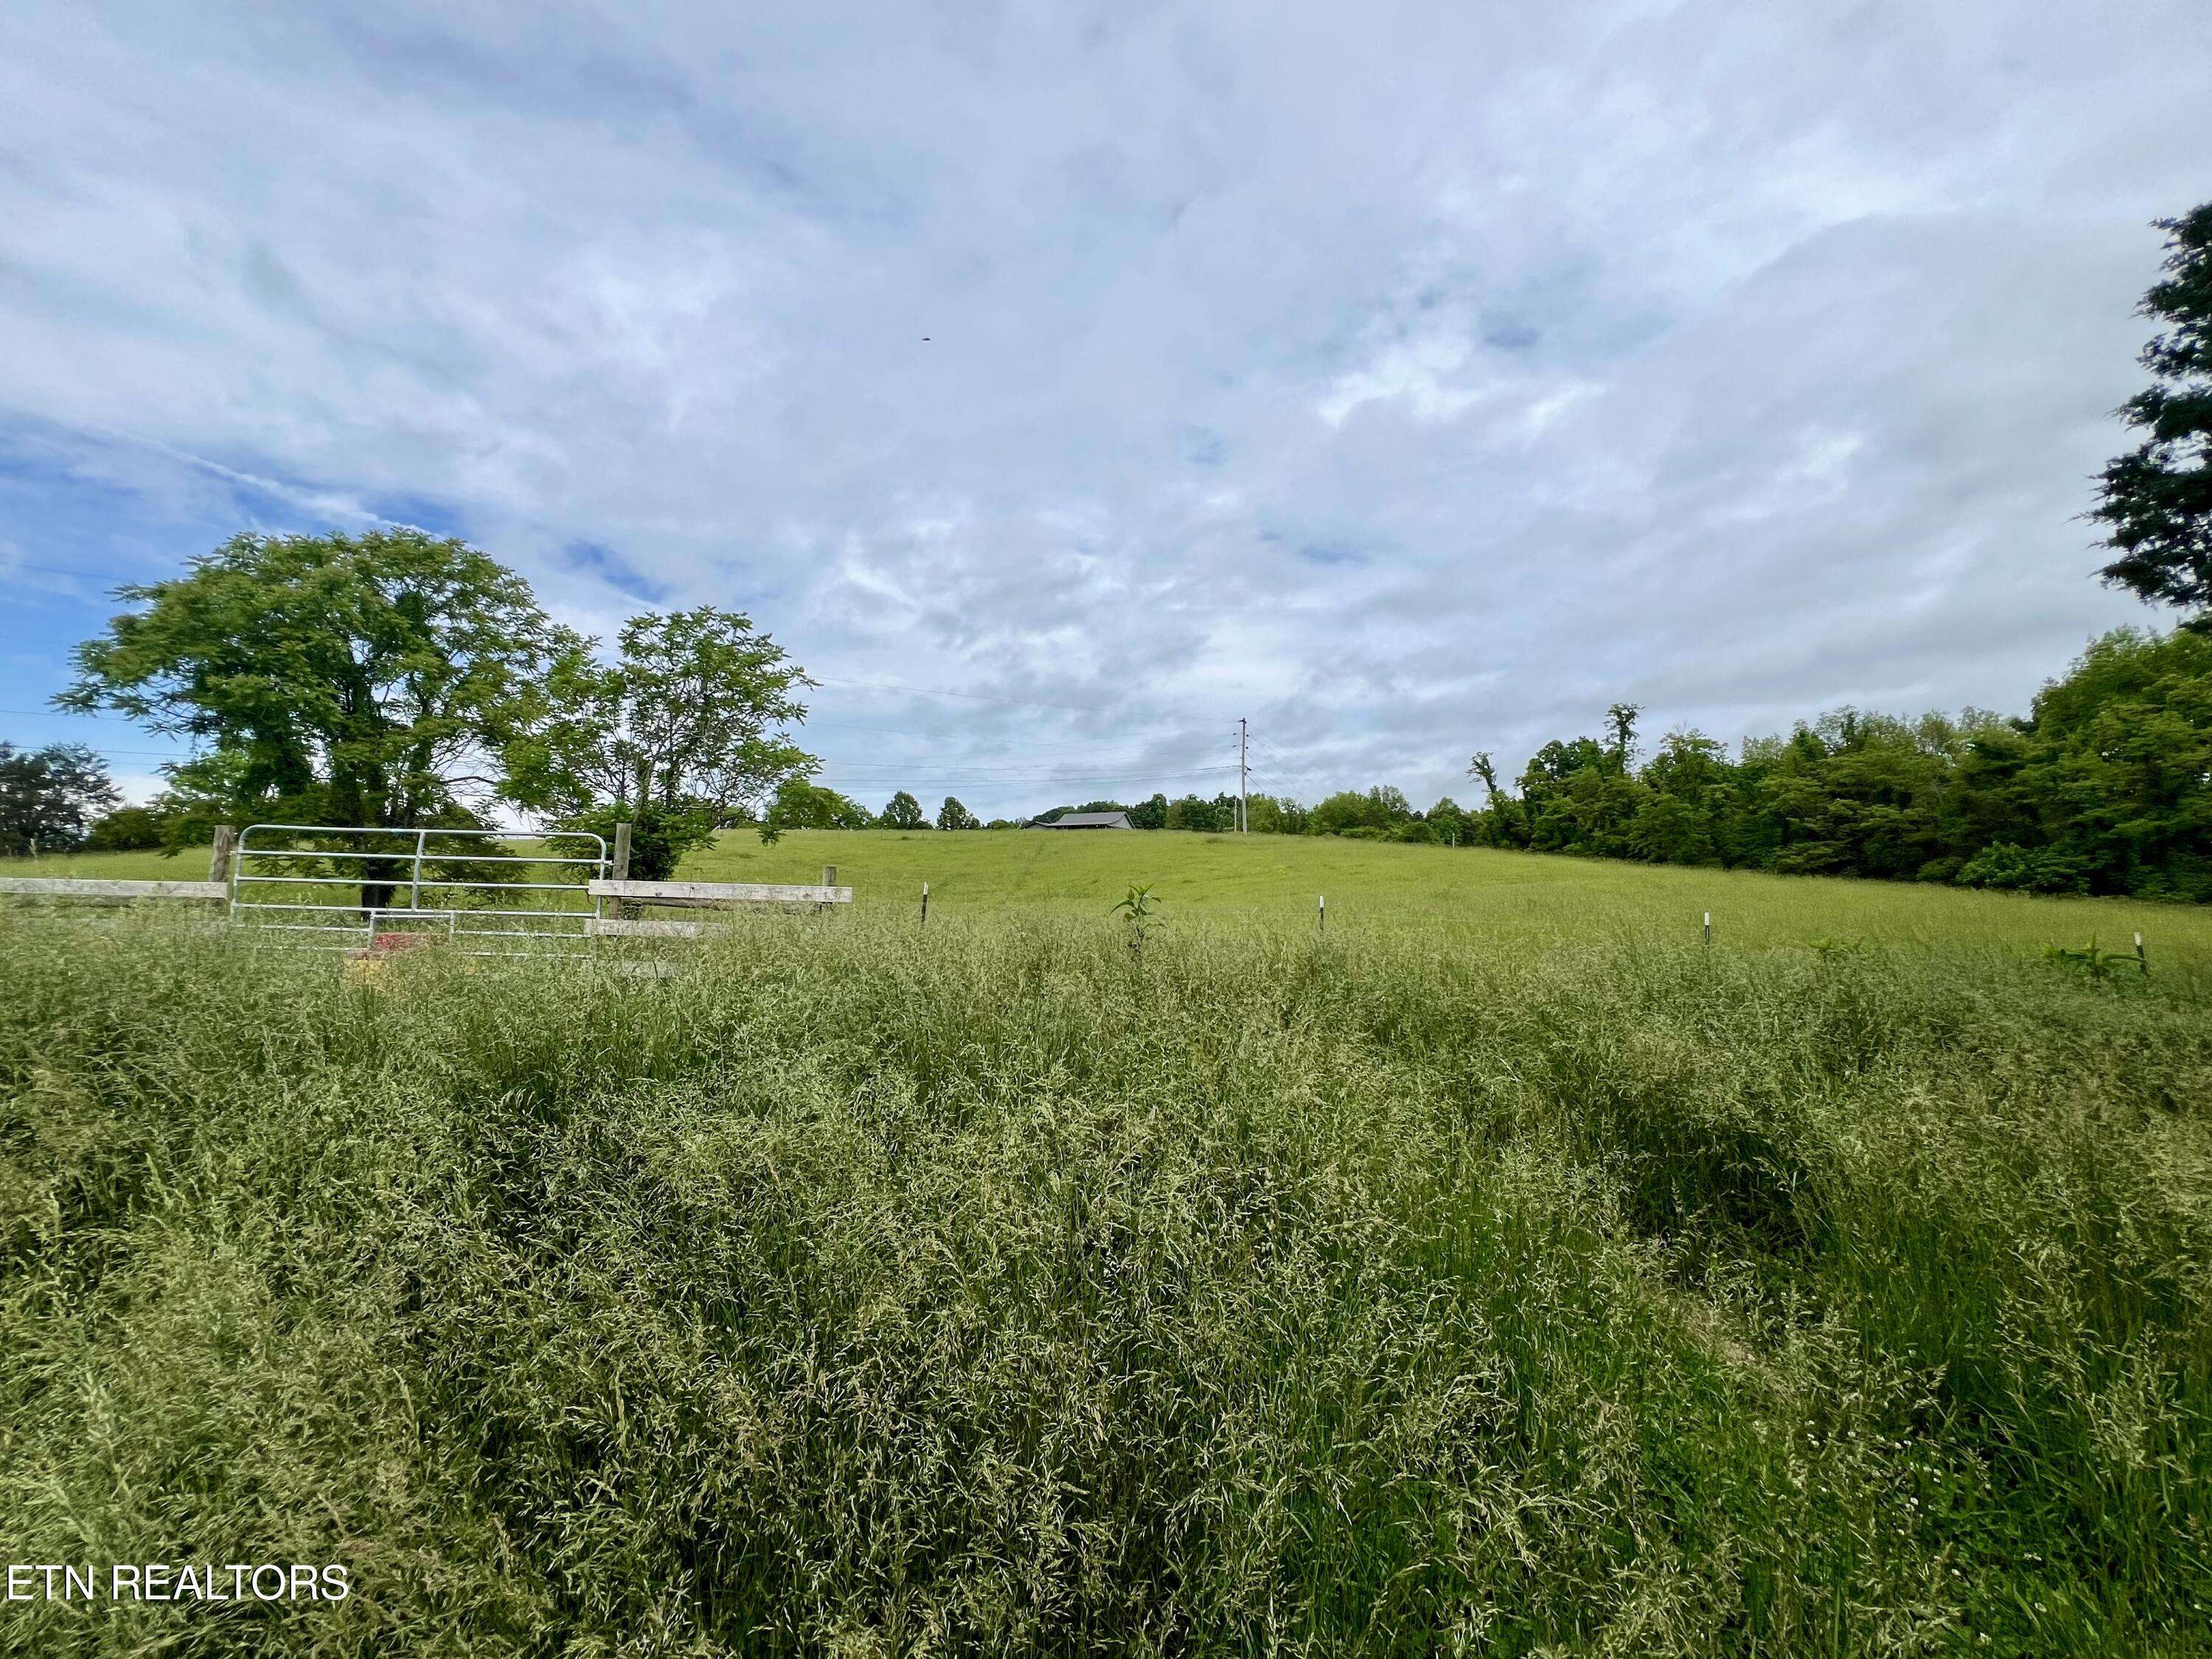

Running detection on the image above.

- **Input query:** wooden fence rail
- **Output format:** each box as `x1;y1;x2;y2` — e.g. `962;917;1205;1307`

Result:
0;877;228;903
586;879;852;908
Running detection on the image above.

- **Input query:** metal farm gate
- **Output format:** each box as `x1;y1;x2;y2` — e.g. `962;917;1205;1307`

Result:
228;824;609;956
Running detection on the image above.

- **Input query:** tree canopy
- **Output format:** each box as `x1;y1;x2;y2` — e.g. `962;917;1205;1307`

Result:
2096;204;2212;619
1451;629;2212;900
507;605;815;826
61;529;579;829
880;791;927;830
0;743;119;855
62;532;825;875
762;779;872;841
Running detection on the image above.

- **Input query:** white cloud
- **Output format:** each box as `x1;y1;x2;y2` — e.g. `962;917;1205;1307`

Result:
1;0;2206;813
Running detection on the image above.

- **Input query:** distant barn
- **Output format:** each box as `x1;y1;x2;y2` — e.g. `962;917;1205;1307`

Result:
1026;810;1133;830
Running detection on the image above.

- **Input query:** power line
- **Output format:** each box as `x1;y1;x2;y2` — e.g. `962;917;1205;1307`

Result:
810;677;1098;714
2;560;150;582
807;726;1225;759
824;765;1238;790
821;748;1225;779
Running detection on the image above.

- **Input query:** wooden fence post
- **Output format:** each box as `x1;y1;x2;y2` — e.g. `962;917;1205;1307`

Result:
209;825;237;888
921;880;929;928
820;865;836;916
612;821;633;920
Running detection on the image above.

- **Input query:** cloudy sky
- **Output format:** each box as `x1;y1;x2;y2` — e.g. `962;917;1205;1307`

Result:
4;2;2208;818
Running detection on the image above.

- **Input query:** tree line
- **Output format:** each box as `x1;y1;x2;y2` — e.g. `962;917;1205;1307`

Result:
1048;627;2202;902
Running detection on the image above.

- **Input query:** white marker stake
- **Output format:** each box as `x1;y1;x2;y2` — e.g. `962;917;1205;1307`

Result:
1703;911;1711;947
921;881;929;928
1318;894;1326;936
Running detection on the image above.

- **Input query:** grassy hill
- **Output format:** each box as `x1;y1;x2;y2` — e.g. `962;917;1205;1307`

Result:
22;827;2212;965
4;831;2208;1650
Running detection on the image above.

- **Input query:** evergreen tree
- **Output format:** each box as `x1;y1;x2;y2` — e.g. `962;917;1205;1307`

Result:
2095;205;2212;620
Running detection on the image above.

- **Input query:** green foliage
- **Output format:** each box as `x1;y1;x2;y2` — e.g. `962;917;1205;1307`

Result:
2;911;2208;1650
1422;796;1470;844
1307;787;1411;837
1127;792;1169;830
1109;881;1158;952
761;779;872;843
559;801;717;883
1242;793;1307;834
79;804;171;852
61;529;577;830
935;796;978;831
1164;793;1237;832
504;604;815;827
1468;629;2212;901
2041;938;2146;981
1955;841;2087;894
2094;204;2212;617
0;742;119;854
880;790;927;830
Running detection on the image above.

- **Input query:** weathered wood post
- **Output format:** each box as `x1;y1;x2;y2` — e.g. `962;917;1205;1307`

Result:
2136;931;2149;977
611;821;633;920
921;880;929;928
208;825;238;891
820;865;836;917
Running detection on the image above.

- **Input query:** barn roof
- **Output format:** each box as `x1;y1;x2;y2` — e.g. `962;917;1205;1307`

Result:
1028;810;1134;830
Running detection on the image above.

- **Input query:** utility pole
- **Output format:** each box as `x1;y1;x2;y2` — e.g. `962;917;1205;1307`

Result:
1238;717;1249;833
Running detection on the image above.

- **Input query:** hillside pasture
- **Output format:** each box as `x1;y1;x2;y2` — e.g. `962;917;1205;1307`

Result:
15;829;2211;966
0;832;2208;1652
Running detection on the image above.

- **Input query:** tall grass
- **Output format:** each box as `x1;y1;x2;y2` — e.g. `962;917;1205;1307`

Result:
1;908;2207;1654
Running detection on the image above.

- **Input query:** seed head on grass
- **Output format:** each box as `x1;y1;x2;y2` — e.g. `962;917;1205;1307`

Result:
0;894;2208;1652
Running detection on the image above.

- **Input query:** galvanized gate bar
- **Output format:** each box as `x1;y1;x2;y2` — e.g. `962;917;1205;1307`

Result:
231;824;608;956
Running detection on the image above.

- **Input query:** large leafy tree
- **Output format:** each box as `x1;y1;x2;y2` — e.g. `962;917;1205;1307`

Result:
2095;205;2212;619
504;605;818;874
880;791;927;830
0;743;120;855
60;529;579;828
936;796;978;830
509;606;815;827
759;779;872;842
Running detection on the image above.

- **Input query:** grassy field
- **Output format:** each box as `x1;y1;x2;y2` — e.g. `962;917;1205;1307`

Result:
1;836;2209;1652
18;827;2212;964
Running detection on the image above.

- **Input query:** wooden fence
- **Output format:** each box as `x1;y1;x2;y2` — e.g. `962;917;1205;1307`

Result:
2;828;852;953
0;827;237;907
